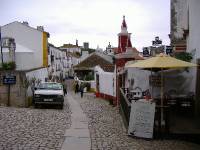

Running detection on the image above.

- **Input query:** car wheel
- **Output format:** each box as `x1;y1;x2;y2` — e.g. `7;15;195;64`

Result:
35;104;38;108
59;104;63;109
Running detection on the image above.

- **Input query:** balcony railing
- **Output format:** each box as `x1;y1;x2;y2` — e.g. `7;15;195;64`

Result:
119;88;131;129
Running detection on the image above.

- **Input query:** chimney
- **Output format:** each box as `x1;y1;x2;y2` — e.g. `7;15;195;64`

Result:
37;26;44;31
22;21;29;26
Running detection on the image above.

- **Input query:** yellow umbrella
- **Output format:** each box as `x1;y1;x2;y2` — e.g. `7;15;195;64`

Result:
125;53;197;126
126;53;197;68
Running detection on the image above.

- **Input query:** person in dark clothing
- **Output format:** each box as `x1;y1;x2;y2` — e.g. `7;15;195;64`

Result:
62;80;67;96
79;83;84;98
75;82;79;94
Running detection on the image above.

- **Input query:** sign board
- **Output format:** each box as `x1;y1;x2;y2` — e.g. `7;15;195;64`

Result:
152;36;162;46
142;47;150;57
3;75;16;84
128;100;156;139
166;46;173;54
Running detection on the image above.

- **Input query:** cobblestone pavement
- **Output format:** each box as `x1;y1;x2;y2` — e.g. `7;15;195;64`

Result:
0;100;71;150
73;93;200;150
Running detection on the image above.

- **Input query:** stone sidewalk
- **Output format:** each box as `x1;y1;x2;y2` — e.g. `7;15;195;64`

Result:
61;92;91;150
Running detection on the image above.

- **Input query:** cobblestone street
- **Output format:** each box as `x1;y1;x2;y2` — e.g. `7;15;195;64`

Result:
1;85;200;150
73;92;200;150
0;102;71;150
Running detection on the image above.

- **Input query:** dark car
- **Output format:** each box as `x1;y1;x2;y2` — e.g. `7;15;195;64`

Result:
34;82;64;109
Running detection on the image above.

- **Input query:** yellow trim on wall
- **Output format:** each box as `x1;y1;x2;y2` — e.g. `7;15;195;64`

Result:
42;32;48;67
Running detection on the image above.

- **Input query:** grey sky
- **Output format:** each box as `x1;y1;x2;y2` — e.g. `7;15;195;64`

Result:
0;0;170;50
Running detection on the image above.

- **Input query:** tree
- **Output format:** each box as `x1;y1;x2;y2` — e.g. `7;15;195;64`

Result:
174;52;193;62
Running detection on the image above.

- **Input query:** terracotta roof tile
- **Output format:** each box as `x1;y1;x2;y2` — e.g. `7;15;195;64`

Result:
74;53;114;71
101;65;115;72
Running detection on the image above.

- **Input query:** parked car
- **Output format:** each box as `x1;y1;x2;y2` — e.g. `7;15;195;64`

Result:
34;82;64;109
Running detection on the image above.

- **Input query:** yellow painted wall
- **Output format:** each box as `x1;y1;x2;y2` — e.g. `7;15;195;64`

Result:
42;32;48;67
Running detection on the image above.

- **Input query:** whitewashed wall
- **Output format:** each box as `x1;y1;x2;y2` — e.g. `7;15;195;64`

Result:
163;69;195;94
127;68;151;93
187;0;200;57
3;51;35;70
60;47;81;53
62;51;67;78
2;22;44;70
95;66;116;97
26;68;48;82
72;57;80;66
99;72;115;96
171;0;200;93
26;68;48;96
172;0;188;39
48;45;64;79
186;0;200;93
127;67;196;98
80;51;89;62
90;81;96;89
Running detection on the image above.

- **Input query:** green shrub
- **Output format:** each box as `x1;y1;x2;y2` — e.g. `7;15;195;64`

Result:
85;74;94;81
2;61;16;70
175;52;193;62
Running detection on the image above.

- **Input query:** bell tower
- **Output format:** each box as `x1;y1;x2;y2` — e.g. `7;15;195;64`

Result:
117;16;132;53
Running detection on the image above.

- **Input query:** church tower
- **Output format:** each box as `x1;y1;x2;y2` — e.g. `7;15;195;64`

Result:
114;16;143;106
117;16;132;53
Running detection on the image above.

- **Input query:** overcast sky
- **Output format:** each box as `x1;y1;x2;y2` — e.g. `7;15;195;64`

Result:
0;0;170;51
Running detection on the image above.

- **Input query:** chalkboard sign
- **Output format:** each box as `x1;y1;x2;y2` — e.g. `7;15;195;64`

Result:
3;75;16;84
128;100;155;139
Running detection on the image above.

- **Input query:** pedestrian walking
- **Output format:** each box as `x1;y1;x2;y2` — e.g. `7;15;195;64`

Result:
79;83;84;98
75;82;79;94
62;80;67;96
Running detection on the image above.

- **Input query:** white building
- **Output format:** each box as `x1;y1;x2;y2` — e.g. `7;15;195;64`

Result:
94;65;116;99
1;21;49;84
170;0;200;115
59;43;81;77
1;21;49;70
48;44;69;81
80;50;89;62
104;42;115;56
0;21;50;100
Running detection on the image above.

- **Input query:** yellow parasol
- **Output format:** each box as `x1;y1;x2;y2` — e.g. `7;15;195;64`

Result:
126;53;197;68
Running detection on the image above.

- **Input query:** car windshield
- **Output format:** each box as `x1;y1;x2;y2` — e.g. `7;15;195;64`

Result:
37;83;62;90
